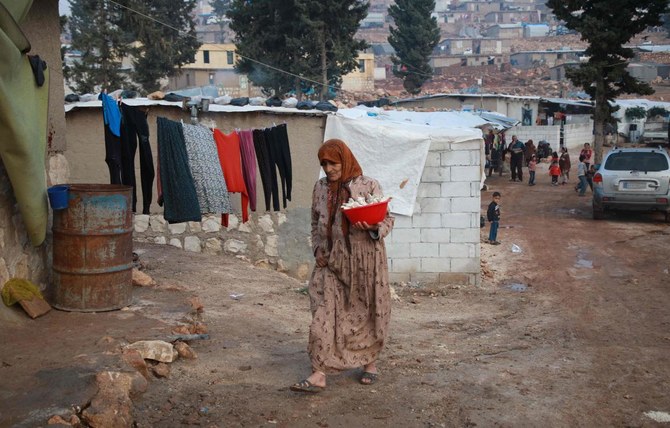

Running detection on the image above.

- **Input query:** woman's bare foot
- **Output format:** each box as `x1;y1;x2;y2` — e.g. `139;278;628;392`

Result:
360;363;378;385
305;370;326;388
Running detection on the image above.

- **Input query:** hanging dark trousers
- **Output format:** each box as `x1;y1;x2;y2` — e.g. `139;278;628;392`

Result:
120;104;155;214
103;124;123;185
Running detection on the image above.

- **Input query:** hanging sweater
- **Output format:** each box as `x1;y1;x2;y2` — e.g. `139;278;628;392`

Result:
213;129;249;225
238;129;257;212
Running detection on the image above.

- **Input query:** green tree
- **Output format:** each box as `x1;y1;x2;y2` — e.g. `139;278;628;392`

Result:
68;0;131;93
210;0;232;42
547;0;666;164
303;2;369;99
227;0;368;98
388;0;440;95
121;0;201;93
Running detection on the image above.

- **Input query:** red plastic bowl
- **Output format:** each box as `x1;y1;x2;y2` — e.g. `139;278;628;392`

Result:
342;199;391;224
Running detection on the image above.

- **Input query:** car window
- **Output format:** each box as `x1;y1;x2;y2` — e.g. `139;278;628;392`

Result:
604;152;669;172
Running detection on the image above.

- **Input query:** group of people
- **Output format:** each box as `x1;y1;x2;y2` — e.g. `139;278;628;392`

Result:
485;128;596;190
484;138;598;244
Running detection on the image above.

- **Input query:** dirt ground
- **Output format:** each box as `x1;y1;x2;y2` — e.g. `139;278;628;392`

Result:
2;158;670;427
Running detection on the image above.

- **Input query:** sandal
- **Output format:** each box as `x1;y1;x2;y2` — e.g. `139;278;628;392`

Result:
290;379;325;393
360;371;378;385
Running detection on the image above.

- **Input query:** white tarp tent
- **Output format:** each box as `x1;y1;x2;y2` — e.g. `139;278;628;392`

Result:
324;108;483;216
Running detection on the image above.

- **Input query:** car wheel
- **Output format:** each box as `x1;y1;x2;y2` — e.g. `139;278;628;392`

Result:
665;211;670;223
593;206;605;220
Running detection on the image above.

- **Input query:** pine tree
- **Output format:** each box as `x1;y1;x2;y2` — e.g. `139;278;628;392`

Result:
122;0;201;93
302;1;369;99
227;0;368;98
210;0;232;43
68;0;131;93
388;0;440;95
547;0;666;163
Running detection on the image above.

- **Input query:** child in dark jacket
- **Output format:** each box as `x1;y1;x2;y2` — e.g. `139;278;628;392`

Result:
486;192;501;245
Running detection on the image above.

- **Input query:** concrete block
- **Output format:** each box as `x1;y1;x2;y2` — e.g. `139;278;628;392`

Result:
392;258;420;272
429;140;451;151
440;243;475;258
452;139;481;150
438;272;473;285
441;213;471;229
441;150;471;166
386;243;410;258
417;183;441;198
421;166;448;182
451;257;480;273
421;257;450;272
451;197;482;213
450;165;480;182
451;228;480;243
424;151;441;167
390;229;421;243
410;242;439;257
419;228;450;243
409;272;441;285
441;182;471;198
420;197;451;213
412;213;442;228
392;214;413;229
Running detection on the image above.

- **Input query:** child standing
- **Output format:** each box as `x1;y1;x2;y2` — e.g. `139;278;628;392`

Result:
559;147;571;185
577;154;588;196
486;192;501;245
528;154;537;186
549;159;561;186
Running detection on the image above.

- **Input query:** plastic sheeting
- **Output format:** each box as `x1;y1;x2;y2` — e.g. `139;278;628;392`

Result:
324;110;482;216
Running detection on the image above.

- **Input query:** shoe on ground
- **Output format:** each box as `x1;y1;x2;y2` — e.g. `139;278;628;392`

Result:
491;241;501;245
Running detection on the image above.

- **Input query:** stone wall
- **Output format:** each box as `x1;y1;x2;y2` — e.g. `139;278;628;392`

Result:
0;1;66;324
132;210;314;281
69;105;483;287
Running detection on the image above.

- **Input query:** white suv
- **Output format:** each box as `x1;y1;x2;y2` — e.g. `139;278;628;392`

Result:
592;147;670;221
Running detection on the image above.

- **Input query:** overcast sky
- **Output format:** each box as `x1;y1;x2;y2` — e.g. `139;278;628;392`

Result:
59;1;70;15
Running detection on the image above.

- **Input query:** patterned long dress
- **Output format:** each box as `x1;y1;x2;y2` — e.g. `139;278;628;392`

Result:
308;175;394;373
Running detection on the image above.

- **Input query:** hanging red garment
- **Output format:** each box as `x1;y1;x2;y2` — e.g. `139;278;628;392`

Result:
213;129;249;226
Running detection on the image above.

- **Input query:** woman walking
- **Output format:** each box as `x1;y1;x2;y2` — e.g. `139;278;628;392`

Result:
291;139;395;393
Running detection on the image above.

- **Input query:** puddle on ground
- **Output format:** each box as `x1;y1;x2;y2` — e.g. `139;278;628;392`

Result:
574;250;593;269
503;283;528;292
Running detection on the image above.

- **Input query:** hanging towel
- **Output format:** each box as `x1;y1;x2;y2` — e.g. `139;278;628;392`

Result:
253;128;274;212
213;129;249;226
99;92;121;137
238;129;257;212
156;117;201;223
0;0;49;246
181;123;231;215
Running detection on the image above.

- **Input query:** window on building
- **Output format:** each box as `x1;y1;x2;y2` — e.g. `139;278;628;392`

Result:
209;73;214;85
227;51;234;65
358;59;365;72
203;50;210;64
186;73;190;87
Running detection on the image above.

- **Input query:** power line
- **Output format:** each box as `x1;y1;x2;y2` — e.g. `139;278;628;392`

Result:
106;0;358;95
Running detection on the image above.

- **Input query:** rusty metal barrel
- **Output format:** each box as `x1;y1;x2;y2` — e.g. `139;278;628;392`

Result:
51;184;133;311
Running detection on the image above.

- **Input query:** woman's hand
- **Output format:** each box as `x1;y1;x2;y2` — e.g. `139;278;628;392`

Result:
352;221;379;231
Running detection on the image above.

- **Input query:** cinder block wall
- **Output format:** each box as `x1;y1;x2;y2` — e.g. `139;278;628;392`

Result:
386;138;482;286
564;122;594;152
507;125;561;151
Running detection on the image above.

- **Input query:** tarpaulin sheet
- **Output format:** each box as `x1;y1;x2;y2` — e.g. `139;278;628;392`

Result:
324;112;482;216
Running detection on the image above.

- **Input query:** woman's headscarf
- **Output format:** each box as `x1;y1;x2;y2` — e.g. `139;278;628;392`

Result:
317;139;363;249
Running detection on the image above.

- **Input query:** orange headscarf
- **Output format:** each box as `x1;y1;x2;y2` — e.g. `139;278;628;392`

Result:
317;139;363;249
